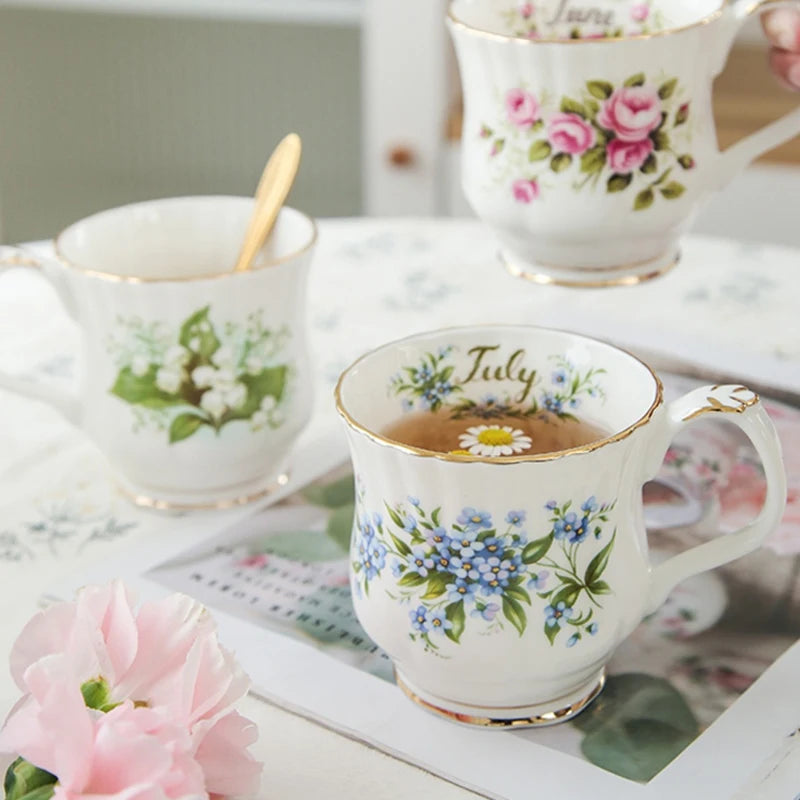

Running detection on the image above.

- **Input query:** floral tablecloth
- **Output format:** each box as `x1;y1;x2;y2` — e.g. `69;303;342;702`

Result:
1;219;799;799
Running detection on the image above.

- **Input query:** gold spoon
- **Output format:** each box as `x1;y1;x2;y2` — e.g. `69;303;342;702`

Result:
233;132;302;273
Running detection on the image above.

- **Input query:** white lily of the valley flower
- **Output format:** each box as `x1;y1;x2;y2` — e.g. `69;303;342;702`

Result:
188;336;201;352
192;366;217;389
245;355;263;376
213;346;235;370
155;367;183;395
200;388;227;420
224;382;247;410
251;410;268;430
260;395;277;413
131;355;150;377
164;344;190;367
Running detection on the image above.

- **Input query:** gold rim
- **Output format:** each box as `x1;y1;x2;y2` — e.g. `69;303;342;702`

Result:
503;250;681;288
334;324;664;465
53;197;318;284
396;672;605;727
116;471;290;511
446;0;728;44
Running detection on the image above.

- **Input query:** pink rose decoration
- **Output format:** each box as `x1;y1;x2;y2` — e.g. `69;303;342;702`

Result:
505;88;540;128
597;86;663;142
519;2;534;18
512;179;540;203
547;112;596;155
606;137;654;172
630;3;650;22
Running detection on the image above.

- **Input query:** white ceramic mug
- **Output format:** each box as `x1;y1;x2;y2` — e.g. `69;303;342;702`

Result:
0;196;316;509
448;0;800;287
336;326;786;726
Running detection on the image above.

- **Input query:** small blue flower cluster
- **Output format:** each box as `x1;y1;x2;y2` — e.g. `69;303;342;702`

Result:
354;513;387;581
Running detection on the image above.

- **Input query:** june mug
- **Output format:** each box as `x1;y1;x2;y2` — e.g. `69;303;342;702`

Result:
447;0;800;287
0;196;316;509
336;326;786;726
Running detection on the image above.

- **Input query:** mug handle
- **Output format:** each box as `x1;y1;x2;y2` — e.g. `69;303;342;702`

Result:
644;384;786;615
714;0;800;187
0;246;81;426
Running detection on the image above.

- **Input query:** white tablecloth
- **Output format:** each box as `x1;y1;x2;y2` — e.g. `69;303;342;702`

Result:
1;218;799;799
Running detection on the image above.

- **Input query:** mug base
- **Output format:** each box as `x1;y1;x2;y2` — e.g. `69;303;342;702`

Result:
501;247;681;289
394;667;605;728
113;469;291;512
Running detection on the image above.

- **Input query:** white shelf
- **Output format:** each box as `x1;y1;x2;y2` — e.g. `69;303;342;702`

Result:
1;0;363;26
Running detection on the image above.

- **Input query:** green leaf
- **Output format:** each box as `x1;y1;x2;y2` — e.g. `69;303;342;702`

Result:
385;503;404;529
531;119;545;133
13;786;56;800
653;167;673;186
560;97;586;117
580;145;606;174
110;366;184;408
651;130;670;151
574;673;699;782
584;531;616;587
178;306;220;358
658;78;678;99
528;140;552;162
169;412;207;443
640;153;657;174
585;98;600;117
493;138;505;155
431;506;441;526
551;152;573;173
398;572;427;588
302;474;355;508
227;365;288;421
502;595;527;636
588;579;611;595
81;677;115;711
607;173;632;193
505;585;532;605
550;582;582;609
390;533;412;557
422;571;452;600
544;619;560;645
675;103;690;126
634;188;655;211
660;181;686;199
624;72;645;87
4;759;56;800
326;503;354;552
677;154;695;169
586;80;613;99
445;600;466;643
522;533;553;564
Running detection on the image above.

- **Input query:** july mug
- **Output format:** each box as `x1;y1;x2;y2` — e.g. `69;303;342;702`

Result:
336;326;786;725
0;196;316;509
448;0;800;287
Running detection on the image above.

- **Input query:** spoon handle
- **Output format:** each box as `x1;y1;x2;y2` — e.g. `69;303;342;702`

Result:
233;133;302;273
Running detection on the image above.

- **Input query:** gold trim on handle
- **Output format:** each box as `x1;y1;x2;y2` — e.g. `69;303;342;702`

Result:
682;386;759;422
0;252;42;270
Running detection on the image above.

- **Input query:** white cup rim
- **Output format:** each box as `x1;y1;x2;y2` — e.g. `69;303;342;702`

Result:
446;0;727;44
53;195;318;284
335;324;665;464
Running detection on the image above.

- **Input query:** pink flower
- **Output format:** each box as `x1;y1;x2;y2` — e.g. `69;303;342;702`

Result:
519;2;534;18
630;3;650;22
597;86;662;142
237;553;268;568
547;112;596;155
606;137;654;172
505;88;540;128
512;179;540;203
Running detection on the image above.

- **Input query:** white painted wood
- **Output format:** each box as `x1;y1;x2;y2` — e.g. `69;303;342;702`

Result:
362;0;453;215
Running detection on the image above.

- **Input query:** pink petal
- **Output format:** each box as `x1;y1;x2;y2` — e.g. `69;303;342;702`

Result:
82;581;139;683
194;711;261;796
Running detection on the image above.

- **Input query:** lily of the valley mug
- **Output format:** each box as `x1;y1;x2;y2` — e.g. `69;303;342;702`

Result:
0;196;316;509
336;326;786;726
448;0;800;287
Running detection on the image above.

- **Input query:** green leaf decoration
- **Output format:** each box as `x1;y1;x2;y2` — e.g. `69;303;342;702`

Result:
505;584;532;605
586;80;613;100
445;600;466;643
624;73;645;87
502;595;527;636
677;154;695;169
493;138;506;154
522;533;553;564
528;140;552;162
302;474;355;508
585;98;600;118
653;167;672;186
326;503;355;552
398;572;427;588
390;533;412;558
584;531;616;587
574;673;699;781
385;503;404;529
544;619;560;645
169;413;208;443
640;153;657;174
607;173;632;193
178;306;220;359
651;130;670;151
227;365;288;421
634;188;655;211
421;571;452;600
675;104;690;126
660;181;686;199
560;97;586;117
551;152;573;173
531;119;545;133
4;759;57;800
580;146;607;174
658;78;678;99
550;581;581;610
588;579;611;595
431;506;441;526
110;366;184;408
